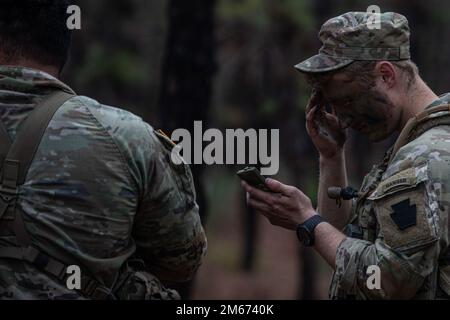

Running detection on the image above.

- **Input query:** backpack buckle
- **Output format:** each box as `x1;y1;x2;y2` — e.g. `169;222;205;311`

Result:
2;159;19;190
82;277;115;300
0;185;18;220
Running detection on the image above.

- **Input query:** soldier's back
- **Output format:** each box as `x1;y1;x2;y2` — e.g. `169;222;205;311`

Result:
0;66;172;299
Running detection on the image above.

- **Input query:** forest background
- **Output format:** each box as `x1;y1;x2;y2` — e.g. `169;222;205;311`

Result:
63;0;450;299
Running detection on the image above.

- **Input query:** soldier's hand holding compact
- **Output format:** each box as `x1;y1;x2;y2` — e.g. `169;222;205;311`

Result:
241;179;317;230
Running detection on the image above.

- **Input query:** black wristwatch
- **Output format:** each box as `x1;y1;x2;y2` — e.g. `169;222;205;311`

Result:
296;215;326;246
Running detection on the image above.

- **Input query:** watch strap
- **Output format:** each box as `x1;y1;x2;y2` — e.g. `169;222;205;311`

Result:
297;214;325;246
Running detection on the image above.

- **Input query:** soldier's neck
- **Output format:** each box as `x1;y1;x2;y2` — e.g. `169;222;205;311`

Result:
398;77;439;130
0;57;59;78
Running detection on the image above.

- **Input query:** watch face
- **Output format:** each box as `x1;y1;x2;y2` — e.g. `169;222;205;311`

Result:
297;226;312;246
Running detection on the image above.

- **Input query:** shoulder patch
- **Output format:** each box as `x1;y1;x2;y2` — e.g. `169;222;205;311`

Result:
380;167;416;195
368;165;427;200
369;170;437;250
390;199;417;230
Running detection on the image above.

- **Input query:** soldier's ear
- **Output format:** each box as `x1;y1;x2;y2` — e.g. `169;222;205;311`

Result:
377;61;396;89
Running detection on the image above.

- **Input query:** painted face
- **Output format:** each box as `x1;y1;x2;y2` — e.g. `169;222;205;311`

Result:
321;73;397;142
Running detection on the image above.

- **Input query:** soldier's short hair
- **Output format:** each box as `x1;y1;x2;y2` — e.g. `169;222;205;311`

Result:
0;0;72;70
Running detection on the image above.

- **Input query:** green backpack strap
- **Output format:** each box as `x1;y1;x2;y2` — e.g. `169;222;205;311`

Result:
3;90;75;190
0;90;75;246
0;90;117;300
389;103;450;163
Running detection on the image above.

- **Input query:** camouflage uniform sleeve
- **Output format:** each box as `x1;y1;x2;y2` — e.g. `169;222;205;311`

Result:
331;127;450;299
84;99;207;283
132;128;207;283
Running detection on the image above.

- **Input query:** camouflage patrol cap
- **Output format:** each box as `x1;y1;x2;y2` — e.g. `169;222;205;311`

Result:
295;12;411;73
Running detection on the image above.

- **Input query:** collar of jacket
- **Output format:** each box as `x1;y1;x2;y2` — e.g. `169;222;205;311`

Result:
0;65;74;96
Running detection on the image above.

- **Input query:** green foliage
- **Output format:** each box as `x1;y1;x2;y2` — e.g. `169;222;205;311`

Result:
260;98;278;117
75;45;149;88
217;0;314;31
274;0;315;31
218;0;268;29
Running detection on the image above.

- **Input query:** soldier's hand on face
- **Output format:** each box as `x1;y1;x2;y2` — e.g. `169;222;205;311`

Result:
241;179;316;230
305;90;347;160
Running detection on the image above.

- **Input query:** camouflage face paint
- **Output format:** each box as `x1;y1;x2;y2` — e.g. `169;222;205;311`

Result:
323;73;397;142
347;87;396;142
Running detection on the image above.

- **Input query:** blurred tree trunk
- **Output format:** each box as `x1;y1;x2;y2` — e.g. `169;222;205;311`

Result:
290;0;337;300
158;0;216;299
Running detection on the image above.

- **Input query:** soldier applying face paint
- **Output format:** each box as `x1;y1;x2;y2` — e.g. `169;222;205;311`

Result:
242;11;450;300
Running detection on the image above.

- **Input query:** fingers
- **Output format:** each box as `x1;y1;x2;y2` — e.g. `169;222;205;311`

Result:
247;197;271;212
306;105;320;121
243;178;298;203
242;181;279;217
306;105;331;140
306;105;320;137
265;178;296;196
241;180;313;230
324;112;346;132
305;89;324;114
307;104;340;134
242;180;279;203
331;104;338;116
324;111;339;123
305;92;316;114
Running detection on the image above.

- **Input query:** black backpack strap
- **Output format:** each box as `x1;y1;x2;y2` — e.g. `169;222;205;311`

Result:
0;121;12;167
0;246;115;299
0;90;116;300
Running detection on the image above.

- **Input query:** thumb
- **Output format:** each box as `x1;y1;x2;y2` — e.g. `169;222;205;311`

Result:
265;178;291;194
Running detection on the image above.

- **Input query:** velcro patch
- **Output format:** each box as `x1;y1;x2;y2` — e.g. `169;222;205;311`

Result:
370;168;417;199
390;199;417;230
372;184;436;250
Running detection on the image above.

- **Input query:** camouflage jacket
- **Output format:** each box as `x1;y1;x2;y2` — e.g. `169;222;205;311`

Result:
0;66;207;299
330;93;450;300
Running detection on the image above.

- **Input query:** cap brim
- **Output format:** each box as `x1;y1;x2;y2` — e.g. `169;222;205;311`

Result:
294;54;354;73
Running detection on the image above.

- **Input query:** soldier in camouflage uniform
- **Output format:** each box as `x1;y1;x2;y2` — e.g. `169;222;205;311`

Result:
0;1;206;299
242;12;450;299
